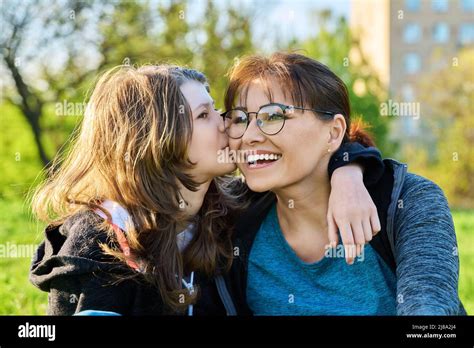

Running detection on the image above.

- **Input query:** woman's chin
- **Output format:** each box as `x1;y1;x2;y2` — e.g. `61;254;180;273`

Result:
245;178;273;192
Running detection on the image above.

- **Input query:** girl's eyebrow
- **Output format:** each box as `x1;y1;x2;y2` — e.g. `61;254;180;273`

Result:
193;101;213;112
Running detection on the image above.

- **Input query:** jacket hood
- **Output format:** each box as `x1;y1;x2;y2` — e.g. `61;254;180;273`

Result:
30;201;197;292
29;210;123;292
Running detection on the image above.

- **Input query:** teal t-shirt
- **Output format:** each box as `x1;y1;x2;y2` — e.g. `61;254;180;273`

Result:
247;203;397;315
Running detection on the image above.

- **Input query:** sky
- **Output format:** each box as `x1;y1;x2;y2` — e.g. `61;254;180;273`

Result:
260;0;350;48
208;0;350;48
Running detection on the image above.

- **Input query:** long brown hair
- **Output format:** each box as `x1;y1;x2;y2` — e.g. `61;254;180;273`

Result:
224;52;375;147
32;64;245;313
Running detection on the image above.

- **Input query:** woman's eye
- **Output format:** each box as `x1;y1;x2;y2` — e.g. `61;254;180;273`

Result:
268;113;285;121
198;112;209;119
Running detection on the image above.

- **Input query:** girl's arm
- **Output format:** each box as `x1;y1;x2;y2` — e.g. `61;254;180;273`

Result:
327;142;384;264
328;142;385;186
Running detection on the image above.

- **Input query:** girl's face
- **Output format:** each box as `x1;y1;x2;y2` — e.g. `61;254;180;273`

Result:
180;80;236;182
229;77;343;192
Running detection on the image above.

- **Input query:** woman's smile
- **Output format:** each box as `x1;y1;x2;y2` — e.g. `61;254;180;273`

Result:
245;150;282;170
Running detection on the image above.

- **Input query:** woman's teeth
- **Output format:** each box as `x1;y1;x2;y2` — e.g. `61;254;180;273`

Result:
247;153;282;164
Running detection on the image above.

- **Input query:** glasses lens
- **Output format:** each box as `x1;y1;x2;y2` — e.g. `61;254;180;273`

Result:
225;110;248;138
257;104;285;135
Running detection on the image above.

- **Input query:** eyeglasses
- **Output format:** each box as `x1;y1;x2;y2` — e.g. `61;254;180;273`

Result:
221;103;336;139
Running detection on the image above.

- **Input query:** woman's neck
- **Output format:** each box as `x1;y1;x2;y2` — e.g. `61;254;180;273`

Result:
273;167;332;261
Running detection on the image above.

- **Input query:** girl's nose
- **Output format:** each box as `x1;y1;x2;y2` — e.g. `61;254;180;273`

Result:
214;109;226;133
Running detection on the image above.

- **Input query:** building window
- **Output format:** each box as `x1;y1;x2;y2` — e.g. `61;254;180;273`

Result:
431;0;449;12
404;53;421;74
401;84;416;102
406;0;421;11
404;23;422;43
459;23;474;45
432;23;450;43
461;0;474;12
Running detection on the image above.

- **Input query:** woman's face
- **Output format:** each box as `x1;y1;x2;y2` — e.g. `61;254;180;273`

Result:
229;77;343;192
180;80;236;182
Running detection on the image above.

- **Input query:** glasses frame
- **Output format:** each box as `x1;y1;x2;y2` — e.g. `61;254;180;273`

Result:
220;102;336;139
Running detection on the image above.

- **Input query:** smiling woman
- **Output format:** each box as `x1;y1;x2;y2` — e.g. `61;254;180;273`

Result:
223;52;466;316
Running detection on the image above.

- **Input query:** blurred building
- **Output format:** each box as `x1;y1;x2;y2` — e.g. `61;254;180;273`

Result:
350;0;474;137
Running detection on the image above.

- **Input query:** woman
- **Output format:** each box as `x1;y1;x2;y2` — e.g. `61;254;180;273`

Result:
223;52;466;315
29;64;383;315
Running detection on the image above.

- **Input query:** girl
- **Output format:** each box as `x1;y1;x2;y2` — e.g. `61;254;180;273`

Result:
223;52;466;315
30;64;384;315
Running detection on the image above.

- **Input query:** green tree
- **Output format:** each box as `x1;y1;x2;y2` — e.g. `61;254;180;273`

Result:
0;0;100;166
194;0;254;108
406;48;474;208
98;0;163;67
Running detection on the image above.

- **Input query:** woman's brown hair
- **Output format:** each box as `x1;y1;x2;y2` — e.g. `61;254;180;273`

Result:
32;64;244;313
224;52;375;147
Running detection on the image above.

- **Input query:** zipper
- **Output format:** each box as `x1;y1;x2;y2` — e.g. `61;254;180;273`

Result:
386;160;408;260
215;275;237;316
181;272;195;316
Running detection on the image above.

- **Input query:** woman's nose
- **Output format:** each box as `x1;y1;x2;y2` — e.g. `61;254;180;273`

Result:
242;117;265;145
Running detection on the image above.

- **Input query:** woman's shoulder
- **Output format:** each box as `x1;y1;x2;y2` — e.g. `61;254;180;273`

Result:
380;160;447;205
394;171;453;233
401;172;447;202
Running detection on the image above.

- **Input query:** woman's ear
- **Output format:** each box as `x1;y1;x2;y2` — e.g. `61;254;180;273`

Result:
328;114;347;148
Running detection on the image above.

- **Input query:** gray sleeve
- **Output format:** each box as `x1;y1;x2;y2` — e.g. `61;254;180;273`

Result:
394;173;461;315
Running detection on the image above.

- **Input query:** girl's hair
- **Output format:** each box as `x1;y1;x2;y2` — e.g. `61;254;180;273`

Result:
224;52;375;147
32;64;245;313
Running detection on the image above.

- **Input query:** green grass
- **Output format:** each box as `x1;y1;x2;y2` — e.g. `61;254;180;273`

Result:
0;198;48;314
0;195;472;315
455;210;474;314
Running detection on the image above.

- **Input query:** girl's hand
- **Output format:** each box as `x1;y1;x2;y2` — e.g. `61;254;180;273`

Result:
328;164;381;264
